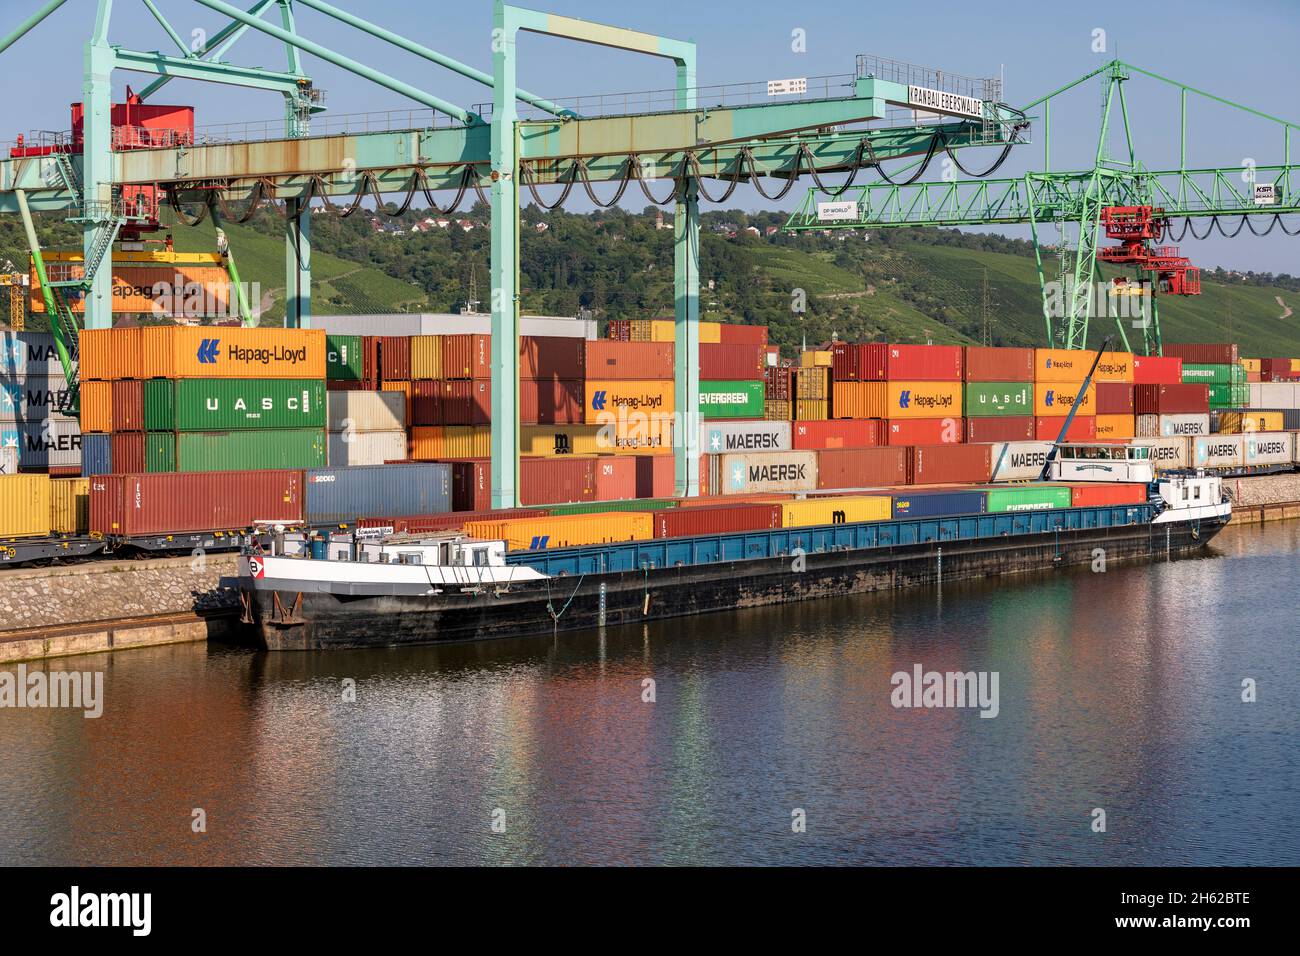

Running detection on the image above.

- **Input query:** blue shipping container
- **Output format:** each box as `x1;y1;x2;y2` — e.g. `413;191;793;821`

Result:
303;463;453;525
891;489;988;519
82;433;112;476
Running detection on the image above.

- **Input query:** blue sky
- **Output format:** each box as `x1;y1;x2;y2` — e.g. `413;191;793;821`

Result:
3;0;1298;273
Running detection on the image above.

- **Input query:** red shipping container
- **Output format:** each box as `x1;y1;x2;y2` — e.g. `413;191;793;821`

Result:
831;342;860;381
717;324;768;346
638;454;675;498
964;416;1034;442
1132;355;1183;384
1034;415;1096;441
1261;358;1300;382
520;335;585;379
1095;382;1135;414
911;444;992;485
358;507;544;533
815;446;909;489
1163;343;1238;365
584;341;673;380
652;502;783;538
443;333;491;379
110;379;144;432
885;418;964;445
764;366;792;400
446;458;490;511
378;336;411;382
1068;483;1147;508
521;379;583;424
89;470;303;535
700;343;765;380
411;380;443;426
606;319;631;341
327;380;368;392
963;346;1034;382
886;344;963;381
440;380;491;425
793;419;882;449
593;455;638;501
1133;383;1209;415
858;343;888;381
110;432;144;473
519;456;595;505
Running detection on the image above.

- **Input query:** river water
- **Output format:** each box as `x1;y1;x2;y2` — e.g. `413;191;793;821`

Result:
2;520;1297;866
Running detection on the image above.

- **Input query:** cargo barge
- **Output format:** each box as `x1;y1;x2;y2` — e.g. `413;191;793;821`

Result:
237;469;1231;651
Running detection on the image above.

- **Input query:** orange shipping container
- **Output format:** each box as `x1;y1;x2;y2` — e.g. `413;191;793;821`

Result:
885;381;963;420
78;380;113;433
78;327;144;381
1034;348;1092;383
1034;381;1096;416
583;379;675;422
831;381;886;419
1095;414;1135;440
136;326;326;379
442;333;491;379
1093;351;1135;383
34;263;231;315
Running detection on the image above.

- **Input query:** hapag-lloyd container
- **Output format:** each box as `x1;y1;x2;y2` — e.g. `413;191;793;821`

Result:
965;416;1034;442
1034;348;1091;382
90;470;304;535
987;441;1054;481
886;344;963;381
1134;383;1209;414
326;390;406;431
464;511;652;551
1095;414;1135;440
521;335;585;380
1;331;63;377
963;346;1033;382
964;382;1031;416
1164;343;1238;365
700;343;765;380
792;419;881;449
1243;432;1293;466
303;463;451;525
1131;437;1190;472
886;381;963;419
174;428;325;471
1092;351;1136;383
816;446;909;489
891;488;987;519
984;485;1072;513
886;418;963;445
1096;382;1135;414
584;379;674;421
327;430;407;467
651;502;783;538
700;380;765;419
1192;435;1244;469
145;379;327;431
720;450;817;494
1132;354;1183;385
1135;413;1209;437
911;444;992;484
704;420;792;453
136;326;326;379
1034;381;1096;416
584;341;673;380
1035;416;1096;441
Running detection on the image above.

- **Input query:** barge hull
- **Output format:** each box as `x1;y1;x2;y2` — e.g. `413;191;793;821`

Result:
245;517;1227;650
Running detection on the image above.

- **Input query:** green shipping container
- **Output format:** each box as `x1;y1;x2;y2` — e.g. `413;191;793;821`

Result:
1181;363;1246;386
963;382;1033;417
546;498;680;516
145;432;175;472
985;486;1072;513
327;334;363;381
144;379;327;431
175;429;326;472
1208;383;1250;407
699;380;765;419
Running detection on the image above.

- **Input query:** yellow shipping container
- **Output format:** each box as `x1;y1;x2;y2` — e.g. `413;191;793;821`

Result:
795;399;828;420
794;367;829;400
780;495;891;529
138;326;327;379
648;318;721;343
583;379;674;421
1291;359;1300;374
444;426;492;459
410;335;443;380
78;327;144;380
408;426;442;459
1093;351;1135;383
1095;414;1135;440
1034;348;1092;382
465;511;652;551
1240;358;1262;374
0;474;51;538
522;420;673;456
49;477;90;535
831;381;886;419
764;399;792;421
1218;411;1284;433
885;381;963;420
78;380;113;433
800;350;832;368
1034;381;1096;416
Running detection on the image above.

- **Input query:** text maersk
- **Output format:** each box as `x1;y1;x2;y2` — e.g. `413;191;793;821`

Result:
749;463;807;482
723;432;784;450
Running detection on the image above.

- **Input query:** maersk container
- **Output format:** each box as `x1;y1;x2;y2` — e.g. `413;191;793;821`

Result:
1131;437;1190;472
704;420;792;454
0;474;51;538
90;470;304;536
1192;435;1244;470
964;382;1031;417
303;463;452;525
0;331;62;377
326;390;406;431
145;432;175;472
720;450;817;494
1;374;74;424
1243;432;1293;467
891;489;987;519
175;429;325;472
327;429;407;467
1135;413;1209;437
987;441;1054;481
326;334;363;380
984;486;1072;513
82;432;111;475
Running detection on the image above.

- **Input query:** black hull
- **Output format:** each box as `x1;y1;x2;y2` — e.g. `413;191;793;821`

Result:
242;516;1228;651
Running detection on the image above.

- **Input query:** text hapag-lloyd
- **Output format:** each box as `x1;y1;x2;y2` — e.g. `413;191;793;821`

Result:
224;344;310;365
901;392;956;410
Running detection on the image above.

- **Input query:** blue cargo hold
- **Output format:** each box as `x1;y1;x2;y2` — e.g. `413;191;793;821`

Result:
303;463;452;525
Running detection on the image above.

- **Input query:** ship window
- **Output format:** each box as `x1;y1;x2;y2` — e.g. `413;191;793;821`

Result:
1194;486;1202;500
439;543;451;565
473;548;488;567
400;552;423;565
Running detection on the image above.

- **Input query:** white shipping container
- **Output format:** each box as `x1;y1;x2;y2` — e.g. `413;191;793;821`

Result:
327;430;408;467
1;373;76;423
987;441;1054;481
327;390;406;431
1248;382;1300;409
1131;436;1191;472
720;450;817;494
316;313;597;340
0;444;17;474
1;417;82;469
1136;413;1210;437
1192;435;1244;470
703;420;791;454
1243;432;1293;466
0;332;62;378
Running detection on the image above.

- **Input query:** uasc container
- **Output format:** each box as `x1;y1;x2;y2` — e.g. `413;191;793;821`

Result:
146;378;327;431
